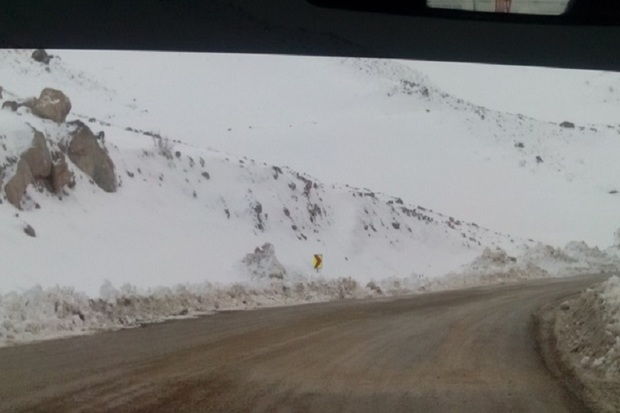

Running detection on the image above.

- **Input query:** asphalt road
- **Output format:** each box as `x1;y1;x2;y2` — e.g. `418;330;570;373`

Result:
0;274;607;413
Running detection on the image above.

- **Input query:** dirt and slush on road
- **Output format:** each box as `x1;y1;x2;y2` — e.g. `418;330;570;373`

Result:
0;274;615;412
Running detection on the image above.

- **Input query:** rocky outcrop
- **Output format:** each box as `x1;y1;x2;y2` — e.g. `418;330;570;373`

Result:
3;129;74;208
31;88;72;123
2;90;114;208
67;121;117;193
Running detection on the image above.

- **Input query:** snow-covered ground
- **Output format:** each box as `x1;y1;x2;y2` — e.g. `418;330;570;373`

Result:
402;60;620;125
1;49;620;346
49;51;620;247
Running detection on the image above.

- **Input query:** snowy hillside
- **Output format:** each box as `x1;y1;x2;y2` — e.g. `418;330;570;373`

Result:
402;60;620;125
1;49;620;346
40;50;620;247
0;75;524;297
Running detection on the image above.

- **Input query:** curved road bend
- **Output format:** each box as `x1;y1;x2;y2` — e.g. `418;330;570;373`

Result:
0;274;607;412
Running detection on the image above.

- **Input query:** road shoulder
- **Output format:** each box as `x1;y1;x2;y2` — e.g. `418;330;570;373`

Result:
535;282;620;413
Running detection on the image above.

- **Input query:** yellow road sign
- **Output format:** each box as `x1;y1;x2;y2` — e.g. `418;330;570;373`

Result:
313;254;323;270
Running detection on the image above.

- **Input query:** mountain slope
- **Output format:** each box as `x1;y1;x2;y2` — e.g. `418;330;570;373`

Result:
27;50;620;247
2;48;620;295
0;103;522;296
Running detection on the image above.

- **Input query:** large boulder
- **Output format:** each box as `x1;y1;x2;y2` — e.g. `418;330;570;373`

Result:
21;130;52;178
31;88;72;123
5;159;33;209
67;122;116;192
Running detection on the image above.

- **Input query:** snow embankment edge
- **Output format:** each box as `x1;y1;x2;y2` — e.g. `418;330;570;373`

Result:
534;276;620;413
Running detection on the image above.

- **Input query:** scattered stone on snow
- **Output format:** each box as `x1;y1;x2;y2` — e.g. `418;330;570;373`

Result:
23;224;36;237
560;121;575;129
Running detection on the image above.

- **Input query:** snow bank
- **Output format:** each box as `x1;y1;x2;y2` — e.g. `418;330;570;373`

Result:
554;276;620;383
0;244;367;346
0;286;94;344
446;241;620;287
0;275;373;347
601;276;620;326
240;243;287;281
2;238;620;348
547;276;620;412
598;276;620;377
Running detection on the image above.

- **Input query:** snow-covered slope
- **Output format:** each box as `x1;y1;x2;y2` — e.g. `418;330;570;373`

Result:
402;60;620;125
1;49;620;346
0;93;522;296
24;49;620;247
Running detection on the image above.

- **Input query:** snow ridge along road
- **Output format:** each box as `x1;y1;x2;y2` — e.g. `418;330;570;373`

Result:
0;274;607;412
